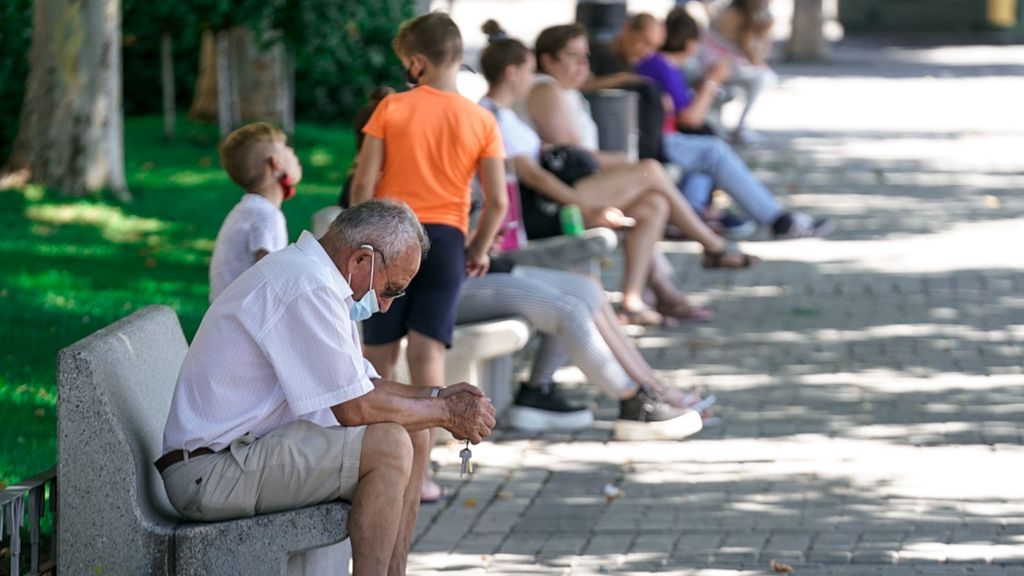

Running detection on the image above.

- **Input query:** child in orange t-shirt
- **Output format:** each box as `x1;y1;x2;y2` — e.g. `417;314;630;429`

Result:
349;12;508;502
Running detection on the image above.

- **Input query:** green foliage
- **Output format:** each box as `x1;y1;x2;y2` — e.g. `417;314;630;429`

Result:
122;0;203;116
0;0;33;162
288;0;414;122
0;115;356;486
120;0;414;123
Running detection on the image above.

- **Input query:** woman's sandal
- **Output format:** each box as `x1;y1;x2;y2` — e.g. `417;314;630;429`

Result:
655;299;715;322
617;306;665;327
702;248;759;269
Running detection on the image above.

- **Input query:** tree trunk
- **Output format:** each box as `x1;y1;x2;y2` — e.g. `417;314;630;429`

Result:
280;49;295;135
233;28;293;134
788;0;828;61
161;31;176;140
188;29;219;123
0;0;128;199
190;26;293;136
216;28;237;138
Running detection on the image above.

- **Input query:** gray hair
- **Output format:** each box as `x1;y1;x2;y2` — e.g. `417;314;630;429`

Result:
325;199;430;262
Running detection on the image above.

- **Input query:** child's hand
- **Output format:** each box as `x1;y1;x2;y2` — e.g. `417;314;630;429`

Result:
465;247;491;278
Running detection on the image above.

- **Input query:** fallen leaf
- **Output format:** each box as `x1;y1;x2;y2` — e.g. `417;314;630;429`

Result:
603;483;623;502
34;408;46;418
144;257;158;268
687;339;713;351
198;156;213;168
462;498;477;508
770;559;794;573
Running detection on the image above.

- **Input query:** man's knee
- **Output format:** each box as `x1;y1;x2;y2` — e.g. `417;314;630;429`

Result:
362;422;414;479
409;429;430;456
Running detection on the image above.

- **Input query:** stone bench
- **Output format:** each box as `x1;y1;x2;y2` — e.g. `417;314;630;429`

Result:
58;305;351;576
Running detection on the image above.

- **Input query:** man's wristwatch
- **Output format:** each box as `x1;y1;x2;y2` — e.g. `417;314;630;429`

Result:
430;387;444;398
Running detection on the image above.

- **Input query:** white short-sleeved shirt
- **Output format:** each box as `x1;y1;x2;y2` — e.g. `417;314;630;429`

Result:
163;231;378;453
517;74;600;152
480;97;542;160
209;193;288;302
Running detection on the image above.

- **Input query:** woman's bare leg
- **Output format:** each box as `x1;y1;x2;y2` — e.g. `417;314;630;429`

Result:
593;302;660;387
619;194;669;313
575;160;729;253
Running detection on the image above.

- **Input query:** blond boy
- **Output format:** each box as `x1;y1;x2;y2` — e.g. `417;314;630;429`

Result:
209;122;303;302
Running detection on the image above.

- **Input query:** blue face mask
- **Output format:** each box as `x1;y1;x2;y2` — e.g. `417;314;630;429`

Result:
348;246;380;322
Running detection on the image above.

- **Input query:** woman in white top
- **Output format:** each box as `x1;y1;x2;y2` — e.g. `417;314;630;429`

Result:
483;22;756;324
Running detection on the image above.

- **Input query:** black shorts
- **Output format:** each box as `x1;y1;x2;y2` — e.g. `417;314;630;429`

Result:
361;224;466;348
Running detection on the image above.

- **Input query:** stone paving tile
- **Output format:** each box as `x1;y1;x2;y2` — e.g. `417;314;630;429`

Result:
406;33;1024;576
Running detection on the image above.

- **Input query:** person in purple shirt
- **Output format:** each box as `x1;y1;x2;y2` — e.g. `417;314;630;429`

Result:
634;7;834;240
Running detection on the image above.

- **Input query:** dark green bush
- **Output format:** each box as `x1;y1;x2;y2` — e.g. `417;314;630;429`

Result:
288;0;413;122
121;0;202;116
120;0;413;124
2;0;413;152
0;0;33;162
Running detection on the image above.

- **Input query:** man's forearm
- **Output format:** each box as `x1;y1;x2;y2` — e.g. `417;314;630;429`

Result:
372;378;436;399
332;387;448;432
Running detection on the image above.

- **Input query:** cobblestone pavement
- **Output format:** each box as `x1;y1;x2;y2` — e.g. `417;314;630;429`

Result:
409;40;1024;575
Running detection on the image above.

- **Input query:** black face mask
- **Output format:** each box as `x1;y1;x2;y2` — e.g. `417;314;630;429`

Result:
404;65;422;88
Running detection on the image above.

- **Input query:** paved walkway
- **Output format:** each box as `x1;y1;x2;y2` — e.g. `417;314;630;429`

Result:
410;40;1024;575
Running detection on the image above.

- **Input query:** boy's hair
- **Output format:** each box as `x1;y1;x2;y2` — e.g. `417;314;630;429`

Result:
219;122;287;191
534;23;587;73
663;7;700;52
392;12;463;66
479;20;530;85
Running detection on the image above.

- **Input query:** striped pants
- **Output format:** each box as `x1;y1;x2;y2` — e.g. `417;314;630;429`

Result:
456;266;636;398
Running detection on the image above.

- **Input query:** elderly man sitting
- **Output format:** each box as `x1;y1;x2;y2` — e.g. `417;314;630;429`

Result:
157;199;496;575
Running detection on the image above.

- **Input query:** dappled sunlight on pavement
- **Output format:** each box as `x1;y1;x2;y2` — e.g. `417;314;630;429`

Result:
409;38;1024;575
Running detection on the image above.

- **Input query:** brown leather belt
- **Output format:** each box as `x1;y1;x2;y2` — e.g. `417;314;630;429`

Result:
154;447;217;473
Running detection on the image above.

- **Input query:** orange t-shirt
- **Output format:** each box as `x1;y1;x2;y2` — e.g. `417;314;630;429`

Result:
362;86;505;235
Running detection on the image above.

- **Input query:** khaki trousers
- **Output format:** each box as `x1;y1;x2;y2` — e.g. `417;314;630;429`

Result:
161;420;365;522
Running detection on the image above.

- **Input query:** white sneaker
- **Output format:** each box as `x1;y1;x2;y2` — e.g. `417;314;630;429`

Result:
613;388;704;441
507;384;594;432
773;212;834;239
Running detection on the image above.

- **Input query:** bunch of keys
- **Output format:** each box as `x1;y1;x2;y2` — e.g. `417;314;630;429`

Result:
459;440;473;478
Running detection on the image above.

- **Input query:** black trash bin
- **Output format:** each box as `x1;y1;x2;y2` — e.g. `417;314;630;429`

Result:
576;0;627;44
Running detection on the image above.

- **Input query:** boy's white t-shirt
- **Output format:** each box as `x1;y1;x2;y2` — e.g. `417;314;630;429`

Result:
209;193;288;302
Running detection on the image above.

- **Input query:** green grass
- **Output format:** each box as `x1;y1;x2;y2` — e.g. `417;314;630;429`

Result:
0;116;355;487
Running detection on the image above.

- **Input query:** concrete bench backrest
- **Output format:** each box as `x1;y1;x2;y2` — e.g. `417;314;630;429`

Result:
58;305;187;572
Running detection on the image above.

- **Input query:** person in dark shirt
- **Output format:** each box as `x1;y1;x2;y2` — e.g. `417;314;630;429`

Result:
583;13;667;161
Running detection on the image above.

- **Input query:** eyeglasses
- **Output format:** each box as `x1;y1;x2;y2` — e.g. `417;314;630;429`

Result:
372;248;407;300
